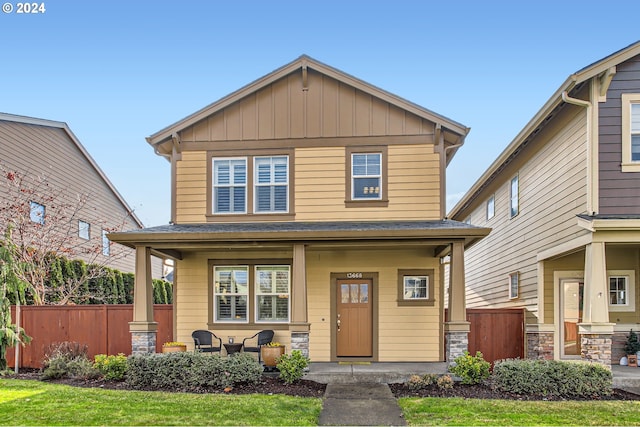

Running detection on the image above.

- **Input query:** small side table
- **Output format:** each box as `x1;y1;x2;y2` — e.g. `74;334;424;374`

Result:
224;343;243;356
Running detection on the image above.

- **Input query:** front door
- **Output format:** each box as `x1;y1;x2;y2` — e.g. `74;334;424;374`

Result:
561;279;584;358
336;279;372;357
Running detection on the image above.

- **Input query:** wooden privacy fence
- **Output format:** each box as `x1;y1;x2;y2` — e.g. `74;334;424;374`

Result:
466;308;525;363
7;305;173;369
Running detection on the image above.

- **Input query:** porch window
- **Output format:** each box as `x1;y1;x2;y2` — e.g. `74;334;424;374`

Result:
621;94;640;172
509;272;519;299
254;156;288;213
214;266;248;322
608;270;636;312
213;158;247;214
255;266;290;322
397;269;435;306
510;175;519;218
403;276;428;299
609;276;627;306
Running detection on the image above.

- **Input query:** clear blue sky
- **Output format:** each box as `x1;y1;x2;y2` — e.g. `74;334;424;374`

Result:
1;0;639;227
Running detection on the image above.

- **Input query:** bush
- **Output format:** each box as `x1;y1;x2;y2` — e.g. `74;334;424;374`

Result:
93;353;127;381
406;373;439;390
492;359;612;398
126;352;262;391
436;374;454;390
41;342;100;380
276;350;309;384
449;351;490;385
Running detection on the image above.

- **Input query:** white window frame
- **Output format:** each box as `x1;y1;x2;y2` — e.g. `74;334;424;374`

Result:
254;156;289;214
509;272;519;299
403;275;429;300
351;152;382;200
78;220;90;240
29;201;45;224
510;175;519;218
254;265;290;323
621;94;640;172
213;266;249;323
101;230;110;256
212;158;247;214
486;194;495;220
608;270;636;312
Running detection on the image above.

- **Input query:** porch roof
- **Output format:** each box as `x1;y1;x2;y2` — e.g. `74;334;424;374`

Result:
109;220;490;259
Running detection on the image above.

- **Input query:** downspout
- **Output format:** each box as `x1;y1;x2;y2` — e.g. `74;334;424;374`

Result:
561;91;594;214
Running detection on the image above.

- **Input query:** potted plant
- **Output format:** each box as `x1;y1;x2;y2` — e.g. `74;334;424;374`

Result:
624;330;640;367
162;341;187;353
261;341;285;368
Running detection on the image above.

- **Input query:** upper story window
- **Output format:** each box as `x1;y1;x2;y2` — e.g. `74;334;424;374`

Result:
510;175;519;218
509;272;519;299
486;194;495;220
101;230;110;256
352;153;382;200
30;201;45;224
78;220;90;240
255;156;288;213
213;158;247;214
621;94;640;172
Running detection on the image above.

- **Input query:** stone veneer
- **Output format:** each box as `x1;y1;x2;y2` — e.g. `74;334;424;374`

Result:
526;331;554;360
445;331;468;363
580;333;612;367
290;331;309;358
131;331;157;354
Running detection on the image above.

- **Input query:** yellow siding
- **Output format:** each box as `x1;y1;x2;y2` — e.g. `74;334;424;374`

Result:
175;151;208;223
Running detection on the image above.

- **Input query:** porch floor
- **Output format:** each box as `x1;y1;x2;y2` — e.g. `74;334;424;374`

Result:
303;362;640;389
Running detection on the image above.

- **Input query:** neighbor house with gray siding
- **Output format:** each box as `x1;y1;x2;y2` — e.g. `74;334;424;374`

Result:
449;41;640;366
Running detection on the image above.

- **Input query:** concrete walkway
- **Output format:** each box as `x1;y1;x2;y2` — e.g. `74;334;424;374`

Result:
318;383;406;426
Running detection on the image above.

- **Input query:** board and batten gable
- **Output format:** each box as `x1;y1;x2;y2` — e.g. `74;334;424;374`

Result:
0;116;148;275
455;104;591;316
599;54;640;214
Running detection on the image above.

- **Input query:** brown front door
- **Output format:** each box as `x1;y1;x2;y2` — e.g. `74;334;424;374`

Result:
336;279;372;357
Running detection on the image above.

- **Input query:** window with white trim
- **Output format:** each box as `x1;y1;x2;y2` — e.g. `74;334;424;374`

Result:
509;272;519;299
486;194;495;220
621;94;640;172
213;158;247;214
30;201;45;224
403;275;428;300
78;220;90;240
352;153;382;200
510;175;519;218
254;156;288;213
214;266;248;322
101;230;110;256
255;266;290;322
608;270;636;312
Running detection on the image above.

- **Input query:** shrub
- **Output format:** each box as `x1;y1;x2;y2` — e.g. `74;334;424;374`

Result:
406;373;439;390
436;374;454;390
41;341;101;380
492;359;612;398
276;350;309;384
126;352;262;391
449;351;490;385
93;354;127;381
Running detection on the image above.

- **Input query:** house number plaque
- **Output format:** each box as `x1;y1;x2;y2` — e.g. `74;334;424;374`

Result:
346;272;363;279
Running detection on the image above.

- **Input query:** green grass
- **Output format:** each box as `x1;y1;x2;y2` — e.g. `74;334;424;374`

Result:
0;379;322;426
399;396;640;426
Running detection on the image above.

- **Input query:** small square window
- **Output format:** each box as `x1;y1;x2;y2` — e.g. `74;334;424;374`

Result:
403;276;428;300
78;220;90;240
29;201;45;224
509;272;519;299
486;195;495;220
101;230;110;256
397;269;434;306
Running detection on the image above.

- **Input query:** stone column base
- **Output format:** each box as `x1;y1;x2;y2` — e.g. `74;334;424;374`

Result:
581;333;612;367
131;331;157;354
527;331;554;360
445;331;469;363
290;331;310;358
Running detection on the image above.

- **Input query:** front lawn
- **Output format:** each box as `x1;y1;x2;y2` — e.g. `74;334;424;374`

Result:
0;379;322;426
399;397;640;426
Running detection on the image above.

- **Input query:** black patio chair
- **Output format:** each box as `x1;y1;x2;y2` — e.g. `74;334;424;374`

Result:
191;329;222;353
242;330;274;363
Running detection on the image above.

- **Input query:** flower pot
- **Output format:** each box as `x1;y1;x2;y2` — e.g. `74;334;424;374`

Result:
261;345;285;367
162;344;187;353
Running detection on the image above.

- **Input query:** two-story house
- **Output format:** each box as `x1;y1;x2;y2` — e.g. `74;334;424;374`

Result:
110;56;489;362
449;41;640;366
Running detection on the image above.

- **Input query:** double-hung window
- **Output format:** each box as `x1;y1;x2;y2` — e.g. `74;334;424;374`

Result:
621;94;640;172
608;270;635;312
255;266;290;322
352;153;382;200
214;266;248;322
255;156;288;213
213;159;247;214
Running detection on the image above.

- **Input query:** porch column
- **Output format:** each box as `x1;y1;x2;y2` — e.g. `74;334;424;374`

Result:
129;246;158;354
445;241;470;363
580;242;614;366
290;244;310;357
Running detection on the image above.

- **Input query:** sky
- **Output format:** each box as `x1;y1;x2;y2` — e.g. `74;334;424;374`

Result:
1;0;639;227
